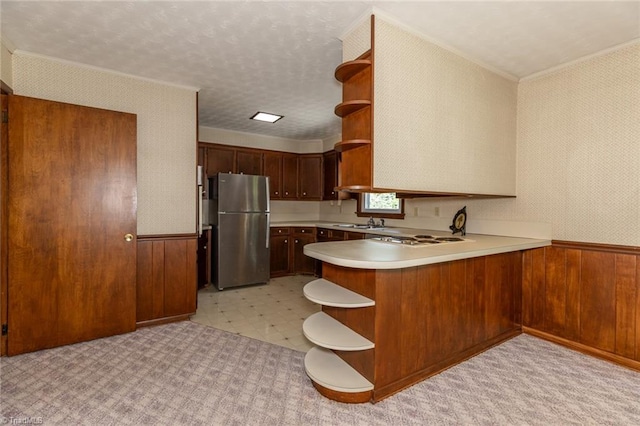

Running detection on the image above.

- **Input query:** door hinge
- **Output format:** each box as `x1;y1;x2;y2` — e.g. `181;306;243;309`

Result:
1;324;7;336
1;110;7;123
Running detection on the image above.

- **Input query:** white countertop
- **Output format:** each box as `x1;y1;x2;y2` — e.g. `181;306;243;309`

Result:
303;228;549;270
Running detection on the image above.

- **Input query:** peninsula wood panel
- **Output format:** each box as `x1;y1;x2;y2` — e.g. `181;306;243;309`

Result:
522;243;640;365
136;236;197;324
320;252;522;402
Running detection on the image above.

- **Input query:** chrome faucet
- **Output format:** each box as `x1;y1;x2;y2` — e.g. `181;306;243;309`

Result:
380;219;385;227
367;216;375;227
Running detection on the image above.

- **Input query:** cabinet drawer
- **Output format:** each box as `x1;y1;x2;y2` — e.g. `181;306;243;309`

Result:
328;230;346;240
292;227;315;236
271;227;290;236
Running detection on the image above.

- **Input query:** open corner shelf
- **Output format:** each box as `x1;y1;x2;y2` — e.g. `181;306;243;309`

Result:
303;312;374;351
334;100;371;118
304;346;373;394
334;59;372;83
303;278;374;308
334;139;371;153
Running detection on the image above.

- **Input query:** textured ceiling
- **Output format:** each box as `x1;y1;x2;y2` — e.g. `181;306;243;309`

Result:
2;1;639;141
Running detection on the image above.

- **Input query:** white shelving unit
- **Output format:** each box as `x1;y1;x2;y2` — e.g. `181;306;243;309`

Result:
302;278;375;400
303;312;374;351
303;278;374;308
304;347;374;393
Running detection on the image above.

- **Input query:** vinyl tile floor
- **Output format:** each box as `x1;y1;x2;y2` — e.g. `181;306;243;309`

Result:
190;275;320;352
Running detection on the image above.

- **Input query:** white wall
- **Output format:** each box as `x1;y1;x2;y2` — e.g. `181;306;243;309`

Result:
372;16;518;196
323;42;640;246
199;126;323;154
11;51;198;235
1;38;13;88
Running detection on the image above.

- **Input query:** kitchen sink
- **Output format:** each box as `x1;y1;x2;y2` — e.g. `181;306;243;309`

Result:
333;224;386;230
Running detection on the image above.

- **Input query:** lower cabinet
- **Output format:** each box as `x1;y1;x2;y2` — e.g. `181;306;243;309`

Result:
136;235;198;326
270;227;317;277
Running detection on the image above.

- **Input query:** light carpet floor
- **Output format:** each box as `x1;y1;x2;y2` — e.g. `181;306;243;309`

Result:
1;321;639;425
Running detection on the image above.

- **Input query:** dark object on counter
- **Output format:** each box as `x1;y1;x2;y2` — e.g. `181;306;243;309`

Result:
450;206;467;236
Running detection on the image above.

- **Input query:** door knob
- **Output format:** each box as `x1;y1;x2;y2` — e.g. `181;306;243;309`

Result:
124;233;134;242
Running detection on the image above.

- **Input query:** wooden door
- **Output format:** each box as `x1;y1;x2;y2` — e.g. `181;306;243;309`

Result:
7;95;137;355
293;234;316;275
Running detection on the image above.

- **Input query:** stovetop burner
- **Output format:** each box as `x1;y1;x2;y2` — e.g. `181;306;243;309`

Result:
372;235;467;246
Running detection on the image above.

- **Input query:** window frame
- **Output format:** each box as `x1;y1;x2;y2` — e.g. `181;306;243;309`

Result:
355;192;405;219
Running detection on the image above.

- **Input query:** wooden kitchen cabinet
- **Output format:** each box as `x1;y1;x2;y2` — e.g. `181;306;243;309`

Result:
322;150;339;200
282;154;298;199
298;154;322;200
270;228;291;278
263;152;283;199
292;228;316;274
270;226;316;277
198;142;327;201
236;149;263;175
206;145;235;176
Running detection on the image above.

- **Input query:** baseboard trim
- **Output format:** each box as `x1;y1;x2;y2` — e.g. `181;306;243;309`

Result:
136;314;193;328
523;327;640;372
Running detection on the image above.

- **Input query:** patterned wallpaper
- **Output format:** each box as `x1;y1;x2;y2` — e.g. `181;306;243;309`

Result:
199;126;322;154
1;39;13;88
372;16;518;195
336;16;639;246
511;43;640;245
11;51;197;235
342;15;371;62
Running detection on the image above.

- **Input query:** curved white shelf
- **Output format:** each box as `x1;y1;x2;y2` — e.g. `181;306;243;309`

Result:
303;312;374;351
303;279;374;308
304;346;373;393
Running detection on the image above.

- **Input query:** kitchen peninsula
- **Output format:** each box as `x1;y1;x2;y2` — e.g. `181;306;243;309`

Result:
302;231;550;403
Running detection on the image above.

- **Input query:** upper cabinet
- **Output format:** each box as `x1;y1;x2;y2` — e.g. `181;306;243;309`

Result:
199;143;322;201
205;145;235;175
298;154;322;200
335;15;517;197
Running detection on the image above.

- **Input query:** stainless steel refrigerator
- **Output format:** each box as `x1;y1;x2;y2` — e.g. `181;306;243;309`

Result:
209;173;270;290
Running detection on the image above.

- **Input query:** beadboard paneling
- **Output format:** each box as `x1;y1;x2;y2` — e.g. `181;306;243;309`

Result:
136;235;197;324
523;243;640;366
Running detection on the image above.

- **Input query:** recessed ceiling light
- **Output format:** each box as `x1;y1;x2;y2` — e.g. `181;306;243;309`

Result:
250;111;284;123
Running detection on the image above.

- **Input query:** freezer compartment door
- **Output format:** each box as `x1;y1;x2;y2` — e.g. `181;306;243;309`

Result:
216;173;269;213
215;212;270;290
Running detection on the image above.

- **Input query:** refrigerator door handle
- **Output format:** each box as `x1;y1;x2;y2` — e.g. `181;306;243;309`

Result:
265;213;270;249
197;185;203;236
264;176;270;212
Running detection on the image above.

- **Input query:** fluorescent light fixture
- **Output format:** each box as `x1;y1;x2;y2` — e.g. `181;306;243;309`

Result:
250;111;283;123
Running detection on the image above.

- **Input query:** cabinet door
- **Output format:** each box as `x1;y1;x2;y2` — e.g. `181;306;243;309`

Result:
206;146;235;176
322;151;338;200
299;154;322;200
292;234;316;275
270;235;290;277
236;150;263;175
282;154;298;199
263;152;283;199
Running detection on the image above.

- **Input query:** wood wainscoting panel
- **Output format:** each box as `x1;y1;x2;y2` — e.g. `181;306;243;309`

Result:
522;242;639;368
136;235;197;325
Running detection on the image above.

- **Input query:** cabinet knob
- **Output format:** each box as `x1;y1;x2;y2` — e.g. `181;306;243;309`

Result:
285;191;289;195
303;192;307;195
278;229;282;233
275;191;279;195
284;240;288;243
124;233;134;242
295;239;299;243
301;230;306;233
